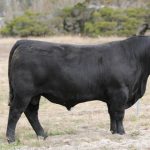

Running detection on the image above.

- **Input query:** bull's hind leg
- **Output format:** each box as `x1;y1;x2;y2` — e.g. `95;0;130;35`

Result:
107;88;128;135
6;95;31;143
24;96;47;139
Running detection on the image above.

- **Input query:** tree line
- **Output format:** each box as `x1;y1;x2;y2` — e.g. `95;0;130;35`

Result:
0;0;150;37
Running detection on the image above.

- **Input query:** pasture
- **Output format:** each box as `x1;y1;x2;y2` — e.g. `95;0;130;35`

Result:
0;36;150;150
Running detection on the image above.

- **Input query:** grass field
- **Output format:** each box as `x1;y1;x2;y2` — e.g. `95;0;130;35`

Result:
0;36;150;150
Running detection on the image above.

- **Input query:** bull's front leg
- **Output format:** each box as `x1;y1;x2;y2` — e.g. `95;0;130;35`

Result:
108;107;125;134
107;89;128;134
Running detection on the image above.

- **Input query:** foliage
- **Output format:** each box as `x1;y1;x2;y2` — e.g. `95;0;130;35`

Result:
61;2;150;37
117;18;141;36
0;11;51;37
0;1;150;37
84;21;117;36
62;7;73;17
83;7;149;36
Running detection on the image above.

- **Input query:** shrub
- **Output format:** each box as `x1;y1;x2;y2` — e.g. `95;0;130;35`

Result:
62;7;73;17
0;11;51;37
117;17;141;36
84;7;149;36
1;1;150;37
62;1;150;36
84;21;117;36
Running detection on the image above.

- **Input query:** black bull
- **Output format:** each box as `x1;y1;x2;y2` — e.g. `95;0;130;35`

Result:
6;36;150;142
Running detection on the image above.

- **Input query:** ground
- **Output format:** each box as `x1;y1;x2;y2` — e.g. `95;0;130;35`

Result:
0;36;150;150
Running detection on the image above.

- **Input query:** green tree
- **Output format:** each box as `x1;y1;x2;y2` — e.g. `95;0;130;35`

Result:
0;11;51;37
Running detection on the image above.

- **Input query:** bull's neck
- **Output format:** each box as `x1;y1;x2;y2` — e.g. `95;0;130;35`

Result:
145;48;150;75
142;37;150;75
130;36;150;75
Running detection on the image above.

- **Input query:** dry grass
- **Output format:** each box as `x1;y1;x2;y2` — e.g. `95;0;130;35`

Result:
0;36;125;45
0;36;150;150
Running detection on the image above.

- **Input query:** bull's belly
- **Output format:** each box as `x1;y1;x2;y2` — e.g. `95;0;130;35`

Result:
42;90;107;110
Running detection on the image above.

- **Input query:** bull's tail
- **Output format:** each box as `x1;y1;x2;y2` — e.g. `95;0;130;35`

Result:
8;40;21;106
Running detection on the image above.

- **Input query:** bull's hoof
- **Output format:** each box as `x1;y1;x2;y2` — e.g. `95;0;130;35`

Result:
37;133;48;140
44;133;48;140
111;130;117;134
117;130;125;135
111;130;125;135
7;137;15;143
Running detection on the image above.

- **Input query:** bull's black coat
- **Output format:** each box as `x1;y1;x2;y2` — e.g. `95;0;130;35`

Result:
6;36;150;142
